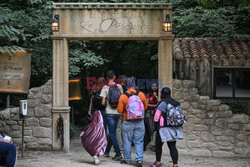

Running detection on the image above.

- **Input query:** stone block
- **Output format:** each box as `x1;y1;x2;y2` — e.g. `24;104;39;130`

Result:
236;142;248;148
24;136;37;142
6;121;17;125
215;111;232;118
213;151;234;158
203;142;217;150
207;100;221;106
191;102;199;109
236;134;246;141
212;130;224;136
24;130;32;136
215;118;227;128
189;88;198;95
183;80;195;89
200;132;215;142
11;125;21;131
228;114;249;124
187;134;198;141
25;118;39;126
199;104;207;110
225;130;235;136
10;114;19;121
10;108;19;115
203;119;214;125
177;149;189;155
40;118;52;127
28;99;40;108
217;141;231;146
0;109;10;119
0;121;5;127
207;112;214;118
235;148;245;154
37;138;52;145
10;131;22;138
187;95;200;102
187;140;202;148
199;96;210;105
190;109;207;119
33;127;52;138
43;86;52;94
41;94;52;104
228;124;240;130
26;109;34;117
243;124;250;131
215;136;228;141
173;80;183;89
34;105;52;117
218;104;230;111
174;91;186;100
218;145;233;151
187;117;202;124
189;149;212;157
180;102;190;110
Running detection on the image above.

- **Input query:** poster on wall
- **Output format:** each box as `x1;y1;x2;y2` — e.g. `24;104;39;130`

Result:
0;50;31;94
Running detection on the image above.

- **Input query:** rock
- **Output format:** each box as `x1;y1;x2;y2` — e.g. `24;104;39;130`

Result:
6;121;17;125
190;109;207;119
25;118;39;126
40;118;52;127
24;136;37;142
217;141;231;146
243;124;250;131
41;94;52;104
207;112;214;118
189;88;198;95
203;143;217;150
183;80;195;89
235;148;245;154
173;80;183;89
212;130;224;136
215;136;228;141
215;111;232;118
200;132;215;142
43;86;52;94
34;105;52;117
37;138;52;145
218;104;230;111
24;130;32;136
203;119;214;125
0;121;5;127
228;114;249;124
215;118;227;128
236;134;246;141
187;134;198;141
174;91;186;100
218;145;234;151
180;102;190;110
213;151;234;158
33;127;52;138
0;109;10;119
199;96;210;105
191;102;199;109
228;124;240;130
26;109;34;117
187;117;202;124
10;108;19;115
236;142;248;148
188;95;200;102
10;131;22;138
192;125;208;131
224;130;235;136
28;99;40;108
207;100;221;106
11;125;21;131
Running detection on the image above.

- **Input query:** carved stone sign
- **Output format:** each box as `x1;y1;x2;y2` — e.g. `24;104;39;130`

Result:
53;5;171;35
0;51;31;93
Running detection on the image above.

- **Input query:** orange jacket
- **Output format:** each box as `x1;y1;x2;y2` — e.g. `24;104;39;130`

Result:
117;89;148;120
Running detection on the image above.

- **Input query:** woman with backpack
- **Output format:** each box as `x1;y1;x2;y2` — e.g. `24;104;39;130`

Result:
150;87;185;167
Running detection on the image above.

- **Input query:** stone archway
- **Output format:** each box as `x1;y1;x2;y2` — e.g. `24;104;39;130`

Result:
51;3;174;151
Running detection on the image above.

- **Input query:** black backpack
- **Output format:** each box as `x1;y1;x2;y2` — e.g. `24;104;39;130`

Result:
108;84;121;108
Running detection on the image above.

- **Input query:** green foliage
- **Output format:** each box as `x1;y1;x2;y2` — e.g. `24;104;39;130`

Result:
221;99;244;114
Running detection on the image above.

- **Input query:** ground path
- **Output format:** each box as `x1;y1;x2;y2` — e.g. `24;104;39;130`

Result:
16;140;249;167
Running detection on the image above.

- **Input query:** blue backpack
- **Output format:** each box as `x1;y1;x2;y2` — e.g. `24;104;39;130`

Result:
108;84;121;108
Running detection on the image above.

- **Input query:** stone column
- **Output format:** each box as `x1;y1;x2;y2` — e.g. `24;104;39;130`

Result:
52;37;70;152
158;36;174;96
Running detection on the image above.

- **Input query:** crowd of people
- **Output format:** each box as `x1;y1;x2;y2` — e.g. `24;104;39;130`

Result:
81;70;185;167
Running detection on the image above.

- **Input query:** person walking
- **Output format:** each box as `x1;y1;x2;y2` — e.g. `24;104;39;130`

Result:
146;83;158;151
150;87;185;167
117;77;147;167
0;133;16;167
100;70;123;161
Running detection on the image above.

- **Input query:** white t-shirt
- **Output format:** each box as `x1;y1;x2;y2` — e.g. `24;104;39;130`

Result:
100;83;123;114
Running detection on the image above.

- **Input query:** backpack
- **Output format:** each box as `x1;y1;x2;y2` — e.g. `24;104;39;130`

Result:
124;90;145;120
108;84;121;108
161;101;186;127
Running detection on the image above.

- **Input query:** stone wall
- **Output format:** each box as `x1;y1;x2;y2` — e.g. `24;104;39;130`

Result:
172;79;250;158
0;80;52;150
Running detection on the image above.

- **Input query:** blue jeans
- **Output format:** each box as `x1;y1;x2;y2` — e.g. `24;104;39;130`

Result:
0;142;16;167
105;114;121;156
122;120;145;163
100;110;109;134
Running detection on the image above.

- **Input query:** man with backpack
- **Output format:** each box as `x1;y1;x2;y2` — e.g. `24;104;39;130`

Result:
117;77;147;167
100;70;123;160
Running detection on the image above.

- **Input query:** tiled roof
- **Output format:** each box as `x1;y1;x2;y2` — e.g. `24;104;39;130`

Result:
173;38;249;60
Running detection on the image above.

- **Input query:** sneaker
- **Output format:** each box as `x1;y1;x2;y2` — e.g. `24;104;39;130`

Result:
137;160;143;167
93;156;100;165
103;153;109;157
150;162;162;167
112;154;123;161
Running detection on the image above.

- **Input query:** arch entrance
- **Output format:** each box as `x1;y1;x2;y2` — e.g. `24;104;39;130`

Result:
51;3;173;151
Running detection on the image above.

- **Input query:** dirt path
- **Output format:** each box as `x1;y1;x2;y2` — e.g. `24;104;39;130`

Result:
16;140;250;167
